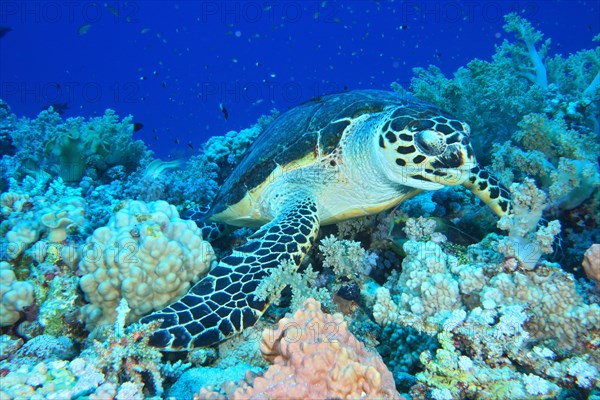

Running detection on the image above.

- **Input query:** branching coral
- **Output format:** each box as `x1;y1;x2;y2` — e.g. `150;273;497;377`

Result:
480;263;600;351
405;14;598;177
385;240;462;318
502;13;550;88
319;234;378;278
413;316;562;399
203;111;278;176
496;178;561;269
0;300;166;399
82;299;165;397
372;231;600;396
254;259;331;312
0;107;149;186
491;114;599;209
255;235;378;312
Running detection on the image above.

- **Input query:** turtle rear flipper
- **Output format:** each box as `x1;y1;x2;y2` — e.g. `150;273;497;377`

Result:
142;195;320;351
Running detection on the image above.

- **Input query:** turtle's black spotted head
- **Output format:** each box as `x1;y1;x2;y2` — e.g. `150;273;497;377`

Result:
377;104;476;190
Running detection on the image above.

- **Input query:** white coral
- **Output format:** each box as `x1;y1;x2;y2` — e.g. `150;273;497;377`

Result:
394;241;462;317
497;178;560;269
523;373;558;396
480;265;600;350
78;200;215;329
0;261;35;327
566;359;598;389
318;234;377;277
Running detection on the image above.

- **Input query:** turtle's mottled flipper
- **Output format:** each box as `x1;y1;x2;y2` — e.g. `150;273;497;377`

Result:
142;196;320;351
463;166;511;216
181;206;229;242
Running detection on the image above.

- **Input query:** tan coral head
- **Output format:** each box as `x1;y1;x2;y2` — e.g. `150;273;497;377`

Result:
582;243;600;287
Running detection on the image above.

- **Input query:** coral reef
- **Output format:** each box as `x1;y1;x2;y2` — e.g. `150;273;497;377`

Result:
491;113;599;210
197;298;402;399
0;12;598;399
0;108;150;186
583;243;600;287
255;258;332;311
496;178;561;269
0;261;35;326
0;300;167;399
78;200;216;329
372;235;600;397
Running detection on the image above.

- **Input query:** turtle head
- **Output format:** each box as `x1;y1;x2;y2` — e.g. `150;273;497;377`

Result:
377;107;476;190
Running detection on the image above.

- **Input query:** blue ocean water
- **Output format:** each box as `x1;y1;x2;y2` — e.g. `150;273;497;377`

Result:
1;2;600;398
1;0;597;158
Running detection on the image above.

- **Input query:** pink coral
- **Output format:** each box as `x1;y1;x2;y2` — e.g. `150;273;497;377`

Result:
211;298;401;399
582;244;600;287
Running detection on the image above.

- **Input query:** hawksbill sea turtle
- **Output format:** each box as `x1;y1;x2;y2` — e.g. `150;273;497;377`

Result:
141;89;511;351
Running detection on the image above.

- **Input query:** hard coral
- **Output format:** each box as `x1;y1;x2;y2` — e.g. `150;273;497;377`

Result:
78;200;216;330
0;261;35;327
583;243;600;286
233;298;401;399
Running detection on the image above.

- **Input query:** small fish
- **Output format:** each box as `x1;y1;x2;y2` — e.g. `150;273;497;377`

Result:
141;28;150;34
397;24;408;31
0;26;13;39
219;103;229;120
78;24;92;36
187;142;194;149
105;4;119;17
133;122;144;132
174;138;180;144
161;81;167;88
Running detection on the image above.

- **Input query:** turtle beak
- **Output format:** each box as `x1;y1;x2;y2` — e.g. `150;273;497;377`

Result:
429;138;475;185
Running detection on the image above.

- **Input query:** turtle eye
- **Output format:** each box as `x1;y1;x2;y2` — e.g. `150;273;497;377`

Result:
415;130;446;156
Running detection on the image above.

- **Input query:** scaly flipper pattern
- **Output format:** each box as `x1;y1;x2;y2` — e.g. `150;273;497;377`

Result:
142;196;320;350
463;166;511;217
180;206;228;242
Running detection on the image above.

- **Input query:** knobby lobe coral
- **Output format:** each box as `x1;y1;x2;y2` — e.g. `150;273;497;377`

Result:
0;261;35;327
583;243;600;287
197;298;402;400
78;200;216;330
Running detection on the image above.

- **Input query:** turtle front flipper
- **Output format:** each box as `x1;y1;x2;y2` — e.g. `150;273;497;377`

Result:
180;206;229;242
142;195;320;351
463;165;511;216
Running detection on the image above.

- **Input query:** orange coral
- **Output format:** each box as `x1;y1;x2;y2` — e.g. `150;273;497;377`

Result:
583;244;600;287
220;298;401;400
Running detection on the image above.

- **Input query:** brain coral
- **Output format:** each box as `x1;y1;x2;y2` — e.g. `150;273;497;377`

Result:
224;298;401;399
78;200;215;329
